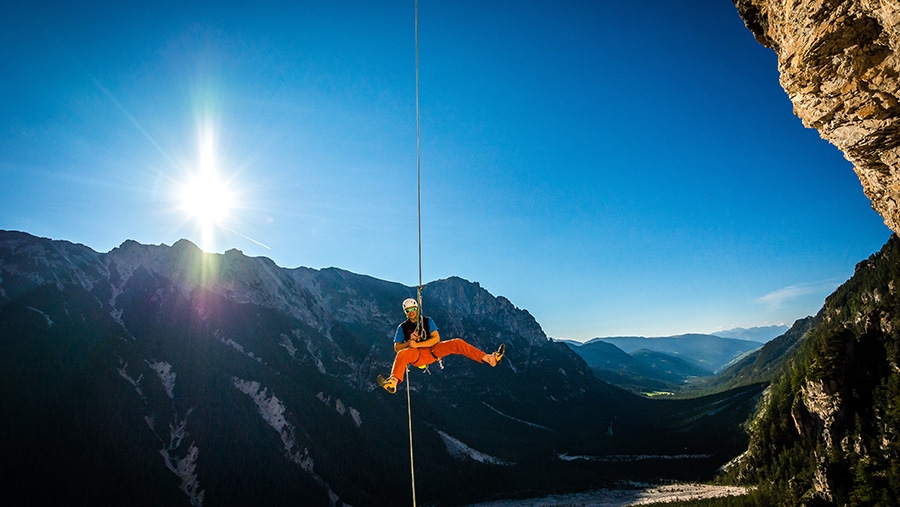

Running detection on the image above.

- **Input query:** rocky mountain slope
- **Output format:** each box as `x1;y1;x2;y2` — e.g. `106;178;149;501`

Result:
0;230;761;506
725;2;900;503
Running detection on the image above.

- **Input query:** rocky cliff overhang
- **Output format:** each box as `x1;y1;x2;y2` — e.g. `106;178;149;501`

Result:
734;0;900;234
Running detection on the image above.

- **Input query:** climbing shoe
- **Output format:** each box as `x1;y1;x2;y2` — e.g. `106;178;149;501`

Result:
494;343;505;364
485;344;505;367
377;375;398;394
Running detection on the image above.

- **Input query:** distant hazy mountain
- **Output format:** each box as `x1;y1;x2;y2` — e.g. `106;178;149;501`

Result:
587;334;761;373
564;327;782;393
0;230;763;506
676;317;815;398
712;325;789;343
564;340;712;393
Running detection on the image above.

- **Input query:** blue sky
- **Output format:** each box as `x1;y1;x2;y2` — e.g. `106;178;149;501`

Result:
1;0;892;340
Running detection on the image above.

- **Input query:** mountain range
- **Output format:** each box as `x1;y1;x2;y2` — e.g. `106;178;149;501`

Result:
6;228;898;505
589;334;762;373
0;230;762;506
564;334;764;394
713;325;788;343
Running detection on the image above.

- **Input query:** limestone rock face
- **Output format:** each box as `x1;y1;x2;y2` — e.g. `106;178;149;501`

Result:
734;0;900;234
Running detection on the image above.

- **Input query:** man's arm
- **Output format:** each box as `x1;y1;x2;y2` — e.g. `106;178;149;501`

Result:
409;329;440;348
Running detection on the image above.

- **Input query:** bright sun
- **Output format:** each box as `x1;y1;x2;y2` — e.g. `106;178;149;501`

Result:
179;171;233;227
178;126;235;251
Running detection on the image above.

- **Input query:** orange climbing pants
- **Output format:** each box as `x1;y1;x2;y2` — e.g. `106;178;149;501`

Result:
391;338;486;382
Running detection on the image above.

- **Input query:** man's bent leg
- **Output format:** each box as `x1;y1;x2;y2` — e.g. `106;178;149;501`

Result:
391;348;420;382
431;338;487;363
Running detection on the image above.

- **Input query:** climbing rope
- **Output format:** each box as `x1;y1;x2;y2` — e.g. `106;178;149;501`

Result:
408;1;422;506
415;0;424;328
415;0;423;308
406;365;416;507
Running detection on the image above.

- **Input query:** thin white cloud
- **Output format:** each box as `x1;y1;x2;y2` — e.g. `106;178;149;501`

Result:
756;280;843;308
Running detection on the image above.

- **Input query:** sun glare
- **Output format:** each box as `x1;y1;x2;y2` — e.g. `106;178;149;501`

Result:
180;171;233;226
178;125;235;252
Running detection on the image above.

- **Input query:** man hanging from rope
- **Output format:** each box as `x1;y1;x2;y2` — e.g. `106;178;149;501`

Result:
378;298;505;394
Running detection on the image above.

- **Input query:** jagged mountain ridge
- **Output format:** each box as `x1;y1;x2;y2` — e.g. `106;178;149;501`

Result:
0;230;584;506
0;230;762;506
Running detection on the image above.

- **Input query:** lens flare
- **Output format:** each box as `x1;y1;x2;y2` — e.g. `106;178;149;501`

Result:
178;124;235;252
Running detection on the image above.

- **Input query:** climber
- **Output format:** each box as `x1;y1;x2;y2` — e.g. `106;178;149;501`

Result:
377;298;505;394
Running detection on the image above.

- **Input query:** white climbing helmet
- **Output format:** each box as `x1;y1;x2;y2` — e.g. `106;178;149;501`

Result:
402;298;418;311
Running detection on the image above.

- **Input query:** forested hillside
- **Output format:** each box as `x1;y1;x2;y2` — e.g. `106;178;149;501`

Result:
729;234;900;506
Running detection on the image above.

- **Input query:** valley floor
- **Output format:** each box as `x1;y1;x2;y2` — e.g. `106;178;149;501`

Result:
462;483;749;507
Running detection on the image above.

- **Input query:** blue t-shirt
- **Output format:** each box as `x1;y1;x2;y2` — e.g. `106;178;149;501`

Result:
394;317;438;343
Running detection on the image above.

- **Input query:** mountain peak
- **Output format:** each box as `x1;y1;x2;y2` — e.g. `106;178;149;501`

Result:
0;230;776;505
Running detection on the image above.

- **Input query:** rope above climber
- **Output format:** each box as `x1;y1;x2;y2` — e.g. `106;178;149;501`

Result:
377;298;505;394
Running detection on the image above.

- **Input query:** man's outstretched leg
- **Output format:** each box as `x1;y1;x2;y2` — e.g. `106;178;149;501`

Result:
432;339;505;367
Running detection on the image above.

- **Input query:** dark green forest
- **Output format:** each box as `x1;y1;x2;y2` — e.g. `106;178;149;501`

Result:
724;235;900;506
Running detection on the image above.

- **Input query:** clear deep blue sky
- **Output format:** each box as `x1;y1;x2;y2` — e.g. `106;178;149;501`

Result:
1;0;892;340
